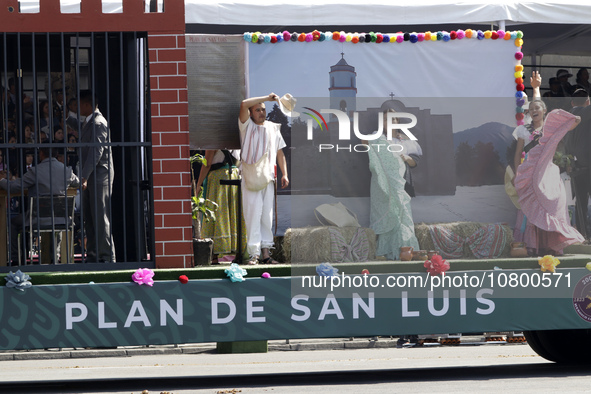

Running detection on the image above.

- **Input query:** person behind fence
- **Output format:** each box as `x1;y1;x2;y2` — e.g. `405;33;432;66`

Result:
195;149;246;264
239;93;290;265
77;90;116;263
0;147;79;265
362;108;420;261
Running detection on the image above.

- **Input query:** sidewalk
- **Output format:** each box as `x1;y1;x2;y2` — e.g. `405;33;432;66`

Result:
0;335;525;361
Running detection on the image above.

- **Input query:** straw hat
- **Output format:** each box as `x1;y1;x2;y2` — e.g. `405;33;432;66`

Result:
277;93;299;117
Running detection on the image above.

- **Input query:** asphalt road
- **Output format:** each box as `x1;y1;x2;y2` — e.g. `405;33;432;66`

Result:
3;341;590;393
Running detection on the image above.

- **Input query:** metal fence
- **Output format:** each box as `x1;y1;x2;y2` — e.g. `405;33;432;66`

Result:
0;32;154;272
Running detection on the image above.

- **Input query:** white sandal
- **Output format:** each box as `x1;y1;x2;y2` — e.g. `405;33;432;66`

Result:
247;255;259;265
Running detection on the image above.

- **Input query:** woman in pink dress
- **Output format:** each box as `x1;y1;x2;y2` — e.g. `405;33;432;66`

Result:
514;109;583;255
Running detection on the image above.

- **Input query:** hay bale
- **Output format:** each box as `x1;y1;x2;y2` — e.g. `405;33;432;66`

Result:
414;222;513;259
283;226;376;264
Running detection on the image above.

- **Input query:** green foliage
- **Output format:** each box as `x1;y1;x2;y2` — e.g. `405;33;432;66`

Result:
190;153;218;222
553;151;574;170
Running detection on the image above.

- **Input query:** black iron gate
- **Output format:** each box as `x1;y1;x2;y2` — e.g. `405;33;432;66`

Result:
0;32;154;271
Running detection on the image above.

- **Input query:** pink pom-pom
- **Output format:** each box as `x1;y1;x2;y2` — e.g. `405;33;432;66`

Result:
515;52;524;60
396;35;404;43
456;30;465;39
497;30;505;39
305;33;313;42
516;120;525;125
417;33;425;42
262;272;271;278
339;33;346;42
283;31;291;41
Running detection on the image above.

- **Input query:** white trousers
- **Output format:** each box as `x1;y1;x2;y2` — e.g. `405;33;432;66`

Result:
242;181;275;257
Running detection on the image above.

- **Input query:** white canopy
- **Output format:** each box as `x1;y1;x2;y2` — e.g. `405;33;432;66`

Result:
185;1;591;26
184;0;591;56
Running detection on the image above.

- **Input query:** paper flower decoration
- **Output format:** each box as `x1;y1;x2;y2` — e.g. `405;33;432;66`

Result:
262;272;271;278
225;263;247;282
361;269;370;275
132;268;155;286
316;262;339;277
586;262;591;271
424;254;450;276
539;255;560;273
5;270;32;291
179;275;189;284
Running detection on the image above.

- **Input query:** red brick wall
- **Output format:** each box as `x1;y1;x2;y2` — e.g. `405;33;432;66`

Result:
149;32;193;269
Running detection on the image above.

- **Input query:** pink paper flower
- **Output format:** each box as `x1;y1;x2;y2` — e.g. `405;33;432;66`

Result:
424;254;450;276
132;268;155;286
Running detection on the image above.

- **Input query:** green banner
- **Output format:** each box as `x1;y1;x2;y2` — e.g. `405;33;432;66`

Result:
2;268;591;350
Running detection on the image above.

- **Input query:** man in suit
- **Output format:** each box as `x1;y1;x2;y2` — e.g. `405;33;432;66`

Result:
0;147;79;264
78;90;116;263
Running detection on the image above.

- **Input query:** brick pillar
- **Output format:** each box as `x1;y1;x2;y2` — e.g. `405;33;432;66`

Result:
149;32;193;268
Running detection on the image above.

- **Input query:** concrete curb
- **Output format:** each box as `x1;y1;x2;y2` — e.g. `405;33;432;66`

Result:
0;336;526;361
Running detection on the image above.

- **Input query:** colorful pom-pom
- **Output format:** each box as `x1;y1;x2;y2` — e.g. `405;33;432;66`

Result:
365;34;372;42
283;31;291;41
450;30;457;40
515;91;525;98
516;30;523;38
262;272;271;278
263;34;271;43
484;30;492;39
290;32;298;42
491;31;499;40
276;34;283;42
396;34;404;43
430;32;437;41
339;34;346;43
436;31;443;41
403;32;410;41
504;32;512;40
515;38;523;47
424;32;432;40
417;33;424;42
497;30;505;39
352;35;359;44
179;275;189;284
312;30;320;41
516;98;526;106
332;31;340;40
376;34;383;43
383;34;390;42
515;51;524;60
359;34;366;43
389;35;396;43
477;30;484;40
457;30;465;39
270;36;277;43
515;65;524;72
516;112;525;121
442;32;450;42
516;119;525;125
369;32;376;42
346;34;353;42
318;33;326;42
465;29;473;38
243;33;252;42
251;33;259;43
515;77;524;84
361;269;370;275
514;71;524;79
516;83;525;91
410;33;418;43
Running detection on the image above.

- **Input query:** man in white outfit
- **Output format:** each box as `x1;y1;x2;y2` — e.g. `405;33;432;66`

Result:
238;93;289;264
